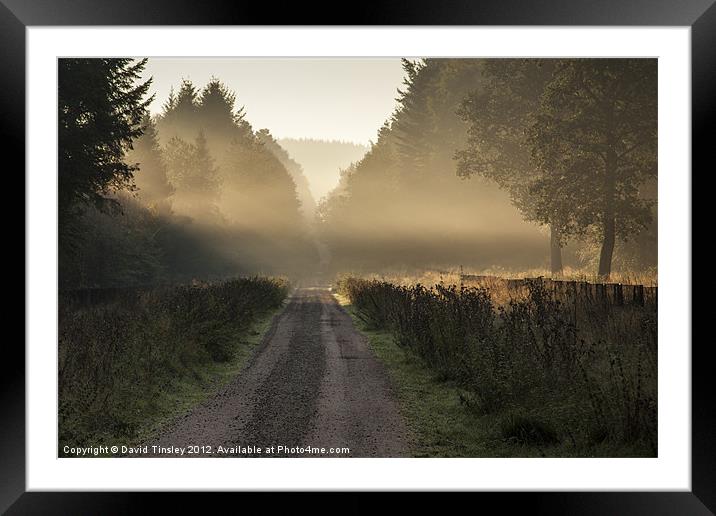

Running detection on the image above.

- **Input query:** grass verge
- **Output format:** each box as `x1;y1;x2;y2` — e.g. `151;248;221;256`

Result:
134;300;288;447
58;281;289;457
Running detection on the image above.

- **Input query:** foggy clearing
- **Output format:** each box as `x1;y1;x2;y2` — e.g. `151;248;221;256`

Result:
58;58;657;458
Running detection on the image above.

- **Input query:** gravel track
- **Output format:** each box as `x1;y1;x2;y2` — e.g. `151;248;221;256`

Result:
145;287;409;457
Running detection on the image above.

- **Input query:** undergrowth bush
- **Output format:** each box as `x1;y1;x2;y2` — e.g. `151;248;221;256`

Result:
58;277;289;449
338;276;657;454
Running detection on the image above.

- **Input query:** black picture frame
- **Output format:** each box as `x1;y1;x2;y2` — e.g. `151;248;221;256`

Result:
5;1;709;513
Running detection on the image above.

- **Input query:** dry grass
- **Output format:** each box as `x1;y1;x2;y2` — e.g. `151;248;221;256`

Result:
352;266;657;288
336;265;657;309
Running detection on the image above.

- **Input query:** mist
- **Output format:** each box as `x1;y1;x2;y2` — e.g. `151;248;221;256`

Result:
56;57;661;461
59;57;657;290
277;138;369;201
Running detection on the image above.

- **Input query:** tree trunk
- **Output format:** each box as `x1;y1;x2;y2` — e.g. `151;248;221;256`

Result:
550;224;563;276
598;148;617;280
598;214;616;279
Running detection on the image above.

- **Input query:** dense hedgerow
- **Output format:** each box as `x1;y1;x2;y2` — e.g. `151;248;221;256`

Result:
58;277;289;448
338;276;656;452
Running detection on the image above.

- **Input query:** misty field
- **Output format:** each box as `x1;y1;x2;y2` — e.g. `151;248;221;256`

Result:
337;274;657;456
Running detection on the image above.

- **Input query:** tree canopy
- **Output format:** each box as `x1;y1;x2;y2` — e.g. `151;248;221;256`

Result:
318;59;548;272
59;64;318;288
58;58;152;219
319;58;656;277
527;59;657;277
58;57;657;287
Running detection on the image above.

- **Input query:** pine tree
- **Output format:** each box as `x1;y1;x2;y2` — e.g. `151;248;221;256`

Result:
197;78;239;132
193;131;221;199
256;128;316;223
58;58;153;220
221;134;302;231
195;78;253;158
163;133;220;220
58;57;153;286
157;79;200;144
391;59;439;176
126;112;174;213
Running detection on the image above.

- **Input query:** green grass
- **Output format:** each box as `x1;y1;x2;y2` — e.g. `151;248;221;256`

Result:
135;300;288;444
334;293;650;458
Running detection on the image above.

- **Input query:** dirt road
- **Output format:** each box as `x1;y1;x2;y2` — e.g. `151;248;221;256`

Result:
145;287;409;457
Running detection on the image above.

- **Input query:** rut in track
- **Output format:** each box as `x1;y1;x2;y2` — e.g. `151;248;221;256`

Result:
146;287;409;457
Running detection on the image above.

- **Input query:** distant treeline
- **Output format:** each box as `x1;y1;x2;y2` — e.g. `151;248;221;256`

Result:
318;59;657;278
59;59;318;289
277;138;369;201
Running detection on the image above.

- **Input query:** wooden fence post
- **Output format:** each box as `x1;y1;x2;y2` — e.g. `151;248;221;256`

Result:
612;283;624;306
633;284;645;306
596;283;607;305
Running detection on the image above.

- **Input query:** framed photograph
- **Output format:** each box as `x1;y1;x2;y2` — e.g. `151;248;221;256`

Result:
7;0;709;512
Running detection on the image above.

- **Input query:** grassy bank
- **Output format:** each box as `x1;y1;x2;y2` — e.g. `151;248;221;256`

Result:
58;277;289;455
336;295;511;457
335;277;656;458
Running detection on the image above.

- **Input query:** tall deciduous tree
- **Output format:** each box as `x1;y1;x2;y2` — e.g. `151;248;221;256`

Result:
528;59;657;278
455;59;566;274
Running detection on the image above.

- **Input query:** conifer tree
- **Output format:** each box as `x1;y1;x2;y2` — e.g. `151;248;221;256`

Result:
58;58;152;220
126;112;174;213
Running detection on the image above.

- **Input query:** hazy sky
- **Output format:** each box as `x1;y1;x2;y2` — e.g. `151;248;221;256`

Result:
141;58;406;145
